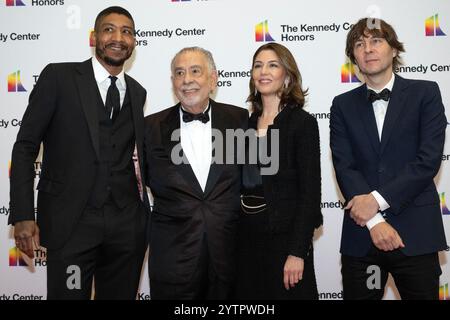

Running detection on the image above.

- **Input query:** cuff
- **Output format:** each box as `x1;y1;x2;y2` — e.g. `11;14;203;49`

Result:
366;213;386;230
371;190;390;212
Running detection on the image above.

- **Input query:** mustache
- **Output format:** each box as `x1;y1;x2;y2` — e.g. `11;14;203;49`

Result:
105;42;129;50
181;86;200;91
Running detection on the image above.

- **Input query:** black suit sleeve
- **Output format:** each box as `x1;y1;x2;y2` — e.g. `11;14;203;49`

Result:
330;97;373;201
143;116;154;187
9;63;58;225
288;115;322;258
377;82;447;215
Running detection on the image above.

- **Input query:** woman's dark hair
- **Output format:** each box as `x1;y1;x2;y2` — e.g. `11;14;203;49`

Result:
247;42;308;114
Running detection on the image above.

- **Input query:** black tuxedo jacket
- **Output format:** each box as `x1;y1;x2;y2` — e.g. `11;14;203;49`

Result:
144;100;248;285
330;74;447;257
9;59;148;249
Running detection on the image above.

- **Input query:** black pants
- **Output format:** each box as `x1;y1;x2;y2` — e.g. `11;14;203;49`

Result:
342;245;442;300
150;233;231;300
46;199;148;300
235;217;318;300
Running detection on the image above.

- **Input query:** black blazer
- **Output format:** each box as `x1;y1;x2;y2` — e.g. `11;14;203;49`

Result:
9;59;148;249
144;100;248;285
247;105;323;259
330;75;447;257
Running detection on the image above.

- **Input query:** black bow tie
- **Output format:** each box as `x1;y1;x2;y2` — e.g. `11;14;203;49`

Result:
367;88;391;103
181;104;210;124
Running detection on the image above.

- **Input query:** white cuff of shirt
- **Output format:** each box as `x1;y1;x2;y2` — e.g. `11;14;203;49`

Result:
371;191;390;211
366;191;390;230
366;213;385;230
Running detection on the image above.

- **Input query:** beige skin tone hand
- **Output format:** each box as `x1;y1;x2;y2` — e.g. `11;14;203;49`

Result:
283;255;304;290
14;220;40;258
345;194;379;227
370;222;405;251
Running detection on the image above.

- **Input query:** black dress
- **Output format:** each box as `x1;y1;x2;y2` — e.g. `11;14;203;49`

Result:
235;109;320;300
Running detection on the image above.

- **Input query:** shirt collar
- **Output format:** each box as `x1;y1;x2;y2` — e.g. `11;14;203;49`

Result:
91;55;126;90
367;73;395;93
180;102;211;115
179;102;211;125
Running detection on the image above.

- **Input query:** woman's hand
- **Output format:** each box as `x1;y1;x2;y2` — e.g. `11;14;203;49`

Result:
283;255;304;290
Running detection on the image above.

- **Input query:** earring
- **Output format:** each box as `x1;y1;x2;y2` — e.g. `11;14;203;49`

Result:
284;81;289;89
254;89;258;96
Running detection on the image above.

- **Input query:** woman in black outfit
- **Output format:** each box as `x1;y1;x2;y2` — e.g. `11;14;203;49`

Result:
235;43;323;299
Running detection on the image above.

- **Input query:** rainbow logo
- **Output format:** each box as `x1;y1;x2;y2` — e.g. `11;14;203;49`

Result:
425;14;446;36
9;247;27;266
255;20;275;42
8;70;26;92
6;0;26;6
341;62;360;83
89;29;95;47
440;192;450;215
440;283;449;300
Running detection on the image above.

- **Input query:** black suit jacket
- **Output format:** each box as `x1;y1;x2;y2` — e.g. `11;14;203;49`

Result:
144;100;248;285
246;105;323;259
330;74;447;257
9;59;148;249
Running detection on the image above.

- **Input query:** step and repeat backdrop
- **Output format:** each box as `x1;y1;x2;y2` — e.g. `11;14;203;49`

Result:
1;0;449;300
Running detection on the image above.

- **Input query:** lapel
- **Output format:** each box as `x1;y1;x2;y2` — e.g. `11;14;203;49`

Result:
271;103;292;128
380;75;408;154
356;84;381;155
203;100;227;197
125;75;145;170
75;59;101;159
160;103;204;198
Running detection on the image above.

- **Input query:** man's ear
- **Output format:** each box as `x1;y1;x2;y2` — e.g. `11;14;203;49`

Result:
91;30;97;46
210;71;218;91
392;49;397;58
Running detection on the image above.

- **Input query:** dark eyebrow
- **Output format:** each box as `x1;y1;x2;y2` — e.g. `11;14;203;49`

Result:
254;60;280;64
101;22;134;31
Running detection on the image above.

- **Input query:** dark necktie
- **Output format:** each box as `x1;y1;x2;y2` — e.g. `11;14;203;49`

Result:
367;88;391;103
181;104;210;124
105;76;120;121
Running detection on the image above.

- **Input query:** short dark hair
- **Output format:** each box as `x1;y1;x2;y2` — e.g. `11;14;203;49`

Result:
247;42;308;114
345;18;405;71
94;6;135;32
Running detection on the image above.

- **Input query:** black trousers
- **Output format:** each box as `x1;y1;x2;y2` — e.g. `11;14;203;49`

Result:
234;212;319;300
342;245;442;300
46;198;148;300
150;233;231;300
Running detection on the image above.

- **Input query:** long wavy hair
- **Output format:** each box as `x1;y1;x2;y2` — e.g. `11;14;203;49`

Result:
247;42;308;114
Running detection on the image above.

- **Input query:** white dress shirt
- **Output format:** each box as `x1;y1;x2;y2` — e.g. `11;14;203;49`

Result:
179;104;212;192
366;73;395;230
91;55;126;118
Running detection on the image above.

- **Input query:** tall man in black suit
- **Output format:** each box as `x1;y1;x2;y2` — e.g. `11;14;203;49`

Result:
330;18;447;299
144;47;248;299
9;6;149;299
